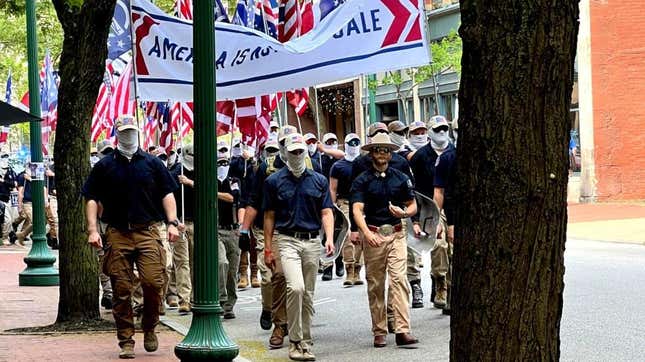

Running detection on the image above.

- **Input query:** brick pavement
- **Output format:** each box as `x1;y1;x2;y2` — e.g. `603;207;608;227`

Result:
0;249;183;362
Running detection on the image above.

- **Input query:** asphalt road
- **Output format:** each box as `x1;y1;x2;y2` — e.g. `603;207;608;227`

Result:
161;239;645;362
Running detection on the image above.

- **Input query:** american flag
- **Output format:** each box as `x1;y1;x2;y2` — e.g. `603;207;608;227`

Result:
143;112;157;150
278;0;301;42
235;97;257;144
91;65;115;142
300;0;344;35
254;0;278;38
157;103;173;151
171;101;194;138
108;60;135;125
0;71;11;145
216;100;235;136
287;88;309;116
40;51;58;155
175;0;192;20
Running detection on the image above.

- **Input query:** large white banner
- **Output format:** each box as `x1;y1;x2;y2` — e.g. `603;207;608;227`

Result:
132;0;430;101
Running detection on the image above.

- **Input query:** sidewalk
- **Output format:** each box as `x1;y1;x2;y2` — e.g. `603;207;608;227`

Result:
0;248;184;362
567;202;645;244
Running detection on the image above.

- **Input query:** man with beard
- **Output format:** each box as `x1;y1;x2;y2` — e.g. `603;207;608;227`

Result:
263;133;335;361
350;132;419;349
409;115;454;310
83;115;181;359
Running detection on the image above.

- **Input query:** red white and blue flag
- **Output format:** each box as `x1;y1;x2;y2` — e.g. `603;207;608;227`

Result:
108;60;135;124
40;51;59;155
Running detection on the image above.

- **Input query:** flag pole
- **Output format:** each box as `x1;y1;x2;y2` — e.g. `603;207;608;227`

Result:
313;86;323;166
128;1;142;144
178;102;185;225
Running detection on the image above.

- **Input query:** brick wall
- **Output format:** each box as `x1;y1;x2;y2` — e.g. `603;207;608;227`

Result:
590;1;645;200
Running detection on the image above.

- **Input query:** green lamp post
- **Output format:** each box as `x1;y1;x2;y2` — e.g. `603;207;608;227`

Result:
19;0;59;287
368;74;377;124
174;1;239;361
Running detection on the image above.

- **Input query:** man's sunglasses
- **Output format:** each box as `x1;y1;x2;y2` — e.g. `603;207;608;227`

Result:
433;125;449;133
372;147;391;154
346;139;360;147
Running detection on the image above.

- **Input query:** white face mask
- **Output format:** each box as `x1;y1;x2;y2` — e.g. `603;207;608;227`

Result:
232;146;242;157
0;159;9;169
307;143;317;156
168;153;177;166
217;165;230;182
117;130;138;158
286;151;306;177
430;130;450;150
409;134;428;149
345;145;361;161
90;156;100;167
390;133;407;147
279;143;287;162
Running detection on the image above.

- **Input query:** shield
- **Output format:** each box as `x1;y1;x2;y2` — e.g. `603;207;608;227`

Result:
406;191;441;254
320;204;349;264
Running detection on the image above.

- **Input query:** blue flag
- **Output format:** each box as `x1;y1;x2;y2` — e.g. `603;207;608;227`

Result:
108;0;132;60
215;0;230;23
4;71;11;103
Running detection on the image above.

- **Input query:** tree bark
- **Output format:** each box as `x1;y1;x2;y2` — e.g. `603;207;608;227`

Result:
52;0;117;323
451;1;578;360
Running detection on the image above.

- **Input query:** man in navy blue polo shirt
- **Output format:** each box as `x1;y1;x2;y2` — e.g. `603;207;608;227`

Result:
433;127;457;315
263;132;335;362
82;115;180;359
409;115;455;310
329;133;365;287
351;132;419;349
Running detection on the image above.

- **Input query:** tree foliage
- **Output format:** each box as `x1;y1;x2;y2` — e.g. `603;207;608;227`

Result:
378;30;462;119
0;0;63;98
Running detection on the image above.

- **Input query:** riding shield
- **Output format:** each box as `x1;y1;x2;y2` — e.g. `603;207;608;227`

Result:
406;191;441;254
320;204;349;264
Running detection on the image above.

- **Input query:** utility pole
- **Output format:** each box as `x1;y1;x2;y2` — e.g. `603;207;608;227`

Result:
175;2;239;361
19;0;59;287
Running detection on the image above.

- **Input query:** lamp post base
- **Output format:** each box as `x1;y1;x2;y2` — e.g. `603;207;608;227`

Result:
19;237;59;286
175;306;239;362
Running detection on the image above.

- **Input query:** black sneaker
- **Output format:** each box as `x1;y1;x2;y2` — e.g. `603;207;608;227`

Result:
101;296;113;310
322;266;333;281
223;311;236;319
411;281;424;308
8;231;16;245
260;310;272;330
335;256;344;277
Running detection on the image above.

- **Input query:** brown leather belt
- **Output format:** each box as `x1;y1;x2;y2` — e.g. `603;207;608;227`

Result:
368;223;403;236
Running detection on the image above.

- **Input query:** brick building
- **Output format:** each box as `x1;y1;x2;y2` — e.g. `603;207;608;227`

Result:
577;0;645;201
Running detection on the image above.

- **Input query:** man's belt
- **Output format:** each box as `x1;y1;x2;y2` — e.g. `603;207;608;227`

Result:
111;222;157;232
279;230;319;239
368;223;403;236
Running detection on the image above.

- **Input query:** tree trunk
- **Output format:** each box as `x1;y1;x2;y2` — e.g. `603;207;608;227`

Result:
52;0;117;323
451;1;578;360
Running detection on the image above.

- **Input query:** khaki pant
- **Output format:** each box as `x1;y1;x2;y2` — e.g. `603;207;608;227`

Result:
363;230;411;336
46;196;58;238
254;226;273;313
339;199;363;266
258;228;289;326
0;201;13;243
167;221;193;304
103;225;167;348
219;228;240;312
431;218;450;281
278;234;319;343
16;202;33;242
